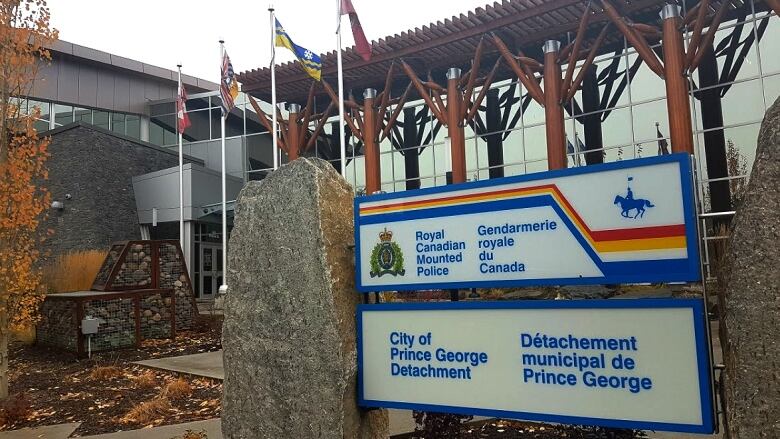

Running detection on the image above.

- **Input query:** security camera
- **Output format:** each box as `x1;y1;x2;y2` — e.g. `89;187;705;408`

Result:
65;194;72;200
51;201;64;210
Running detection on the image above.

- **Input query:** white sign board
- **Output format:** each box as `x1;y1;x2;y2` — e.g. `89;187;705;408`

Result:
358;299;714;434
354;154;699;292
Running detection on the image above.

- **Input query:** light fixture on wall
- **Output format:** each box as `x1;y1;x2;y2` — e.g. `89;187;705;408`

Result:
51;200;64;211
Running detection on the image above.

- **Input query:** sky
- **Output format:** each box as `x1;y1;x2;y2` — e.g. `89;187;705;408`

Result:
47;0;493;84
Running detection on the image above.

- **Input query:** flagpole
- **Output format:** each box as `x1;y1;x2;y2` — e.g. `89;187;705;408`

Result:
270;5;279;170
219;40;228;296
336;0;347;178
177;65;184;252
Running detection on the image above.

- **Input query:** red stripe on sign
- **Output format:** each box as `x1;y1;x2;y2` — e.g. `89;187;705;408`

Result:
590;224;688;241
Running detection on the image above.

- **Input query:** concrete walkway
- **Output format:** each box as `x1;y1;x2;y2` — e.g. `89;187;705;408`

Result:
0;423;80;439
82;419;221;439
134;351;223;380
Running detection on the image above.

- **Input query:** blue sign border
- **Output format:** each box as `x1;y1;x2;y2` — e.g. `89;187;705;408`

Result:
354;153;701;293
356;298;715;434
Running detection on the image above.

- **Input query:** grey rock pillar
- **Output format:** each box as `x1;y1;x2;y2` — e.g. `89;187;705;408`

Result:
222;158;389;439
720;97;780;437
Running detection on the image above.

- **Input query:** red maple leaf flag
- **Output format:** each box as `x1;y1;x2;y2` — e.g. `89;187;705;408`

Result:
176;82;191;134
341;0;371;61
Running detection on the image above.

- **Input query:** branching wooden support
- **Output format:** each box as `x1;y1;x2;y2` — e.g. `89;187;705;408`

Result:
322;67;412;194
766;0;780;17
490;3;609;170
400;51;502;183
593;0;734;155
247;81;335;161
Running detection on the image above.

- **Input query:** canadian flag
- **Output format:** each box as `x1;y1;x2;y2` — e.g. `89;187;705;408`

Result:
176;83;191;134
341;0;371;62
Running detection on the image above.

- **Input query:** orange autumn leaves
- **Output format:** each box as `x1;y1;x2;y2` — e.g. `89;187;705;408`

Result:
0;0;57;330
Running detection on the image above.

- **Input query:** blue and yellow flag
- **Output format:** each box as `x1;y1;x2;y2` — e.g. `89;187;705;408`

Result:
275;18;322;81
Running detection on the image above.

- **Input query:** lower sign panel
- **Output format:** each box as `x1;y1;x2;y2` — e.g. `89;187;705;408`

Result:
357;299;714;434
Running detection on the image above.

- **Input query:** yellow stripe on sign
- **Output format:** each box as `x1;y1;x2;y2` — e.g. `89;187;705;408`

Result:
594;236;687;253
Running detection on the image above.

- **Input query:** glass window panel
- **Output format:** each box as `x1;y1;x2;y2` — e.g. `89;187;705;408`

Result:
523;96;545;126
629;53;666;102
709;20;762;82
595;54;630;109
632;98;669;143
721;123;761;177
34;119;49;133
225;111;243;137
111;113;126;135
501;128;524;166
125;115;141;139
601;107;633;148
764;73;780;107
151;115;177;146
504;164;525;177
150;102;175;116
184;110;210;141
54;104;73;126
758;13;780;74
28;100;49;119
74;107;91;124
149;122;164;145
523;125;547;162
93;111;109;129
210;107;222;139
717;79;765;126
525;159;548;174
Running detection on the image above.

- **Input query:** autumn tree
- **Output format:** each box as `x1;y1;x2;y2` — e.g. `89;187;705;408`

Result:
0;0;57;399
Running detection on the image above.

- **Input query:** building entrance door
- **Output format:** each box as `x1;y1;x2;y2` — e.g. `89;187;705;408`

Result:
199;244;223;300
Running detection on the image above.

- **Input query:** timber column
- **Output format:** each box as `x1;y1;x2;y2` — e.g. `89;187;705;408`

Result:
446;68;466;183
662;4;694;155
543;40;566;170
363;88;380;194
287;104;301;161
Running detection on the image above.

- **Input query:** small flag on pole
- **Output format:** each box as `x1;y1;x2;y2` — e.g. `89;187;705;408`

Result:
275;18;322;81
340;0;371;61
176;82;191;134
220;50;239;115
656;122;669;155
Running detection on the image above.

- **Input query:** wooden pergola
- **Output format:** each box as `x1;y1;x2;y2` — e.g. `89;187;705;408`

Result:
238;0;778;193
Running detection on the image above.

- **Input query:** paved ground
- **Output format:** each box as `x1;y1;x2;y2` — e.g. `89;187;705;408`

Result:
81;419;221;439
0;423;80;439
134;351;224;380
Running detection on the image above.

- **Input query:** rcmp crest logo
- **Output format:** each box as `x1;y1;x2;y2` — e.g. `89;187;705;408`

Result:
370;228;405;278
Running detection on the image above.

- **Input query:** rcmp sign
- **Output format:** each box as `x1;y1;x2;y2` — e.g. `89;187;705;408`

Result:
354;154;700;292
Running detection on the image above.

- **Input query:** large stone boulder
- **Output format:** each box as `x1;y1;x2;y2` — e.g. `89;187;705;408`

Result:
720;97;780;437
222;158;389;439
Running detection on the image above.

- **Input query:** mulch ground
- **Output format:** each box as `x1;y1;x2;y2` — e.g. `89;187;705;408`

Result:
1;317;223;437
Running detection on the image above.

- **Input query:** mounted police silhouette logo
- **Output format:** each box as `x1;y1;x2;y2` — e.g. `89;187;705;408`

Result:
614;177;655;218
370;228;405;278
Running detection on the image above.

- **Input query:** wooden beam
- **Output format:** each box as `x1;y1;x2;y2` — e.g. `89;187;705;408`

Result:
489;32;545;104
247;95;288;153
562;3;591;100
565;24;610;102
363;92;381;194
661;5;694;155
465;57;501;124
381;82;413;141
462;37;485;111
543;41;566;170
596;0;666;78
685;0;711;68
767;0;780;17
447;70;466;183
400;60;448;124
689;0;733;71
304;102;335;152
375;63;395;132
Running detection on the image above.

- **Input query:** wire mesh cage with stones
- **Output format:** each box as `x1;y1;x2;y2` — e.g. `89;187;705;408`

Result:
140;291;173;339
111;243;153;288
158;242;195;330
82;298;136;351
36;300;78;351
93;244;125;287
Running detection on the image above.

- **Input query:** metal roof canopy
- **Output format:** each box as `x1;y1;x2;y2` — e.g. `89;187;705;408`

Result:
237;0;706;103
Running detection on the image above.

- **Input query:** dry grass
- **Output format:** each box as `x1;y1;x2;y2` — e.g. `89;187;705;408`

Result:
132;371;158;389
122;397;171;425
161;378;193;399
43;249;107;293
89;366;124;381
